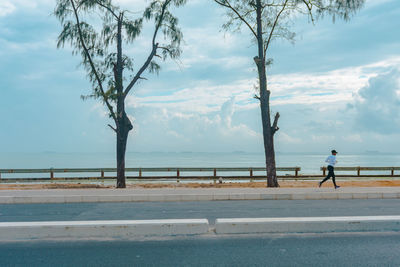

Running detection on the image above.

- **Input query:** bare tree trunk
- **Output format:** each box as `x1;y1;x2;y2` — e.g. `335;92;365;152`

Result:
260;89;279;187
116;123;127;188
255;0;279;187
116;110;132;188
115;15;132;188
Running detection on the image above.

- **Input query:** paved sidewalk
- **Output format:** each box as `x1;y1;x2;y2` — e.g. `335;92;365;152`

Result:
1;187;400;204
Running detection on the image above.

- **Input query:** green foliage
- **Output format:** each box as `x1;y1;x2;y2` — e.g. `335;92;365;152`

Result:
54;0;185;118
316;0;365;22
215;0;365;61
145;0;185;59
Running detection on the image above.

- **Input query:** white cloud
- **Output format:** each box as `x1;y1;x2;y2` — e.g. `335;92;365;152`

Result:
277;132;302;144
0;0;54;16
0;37;57;57
342;134;363;143
350;68;400;133
90;103;109;118
87;55;400;153
126;78;257;114
365;0;396;9
127;56;400;115
128;97;261;152
311;134;335;143
0;1;15;17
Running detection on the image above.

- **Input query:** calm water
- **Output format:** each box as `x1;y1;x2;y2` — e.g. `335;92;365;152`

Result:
1;152;399;177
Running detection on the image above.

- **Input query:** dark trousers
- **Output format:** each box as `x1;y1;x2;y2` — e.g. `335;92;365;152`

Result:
320;165;337;187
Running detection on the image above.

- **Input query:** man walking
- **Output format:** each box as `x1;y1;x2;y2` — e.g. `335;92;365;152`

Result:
319;150;340;189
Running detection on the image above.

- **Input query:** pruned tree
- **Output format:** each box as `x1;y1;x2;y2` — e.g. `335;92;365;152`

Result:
55;0;186;188
214;0;364;187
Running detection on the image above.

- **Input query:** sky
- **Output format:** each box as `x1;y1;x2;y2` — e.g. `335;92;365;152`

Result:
0;0;400;154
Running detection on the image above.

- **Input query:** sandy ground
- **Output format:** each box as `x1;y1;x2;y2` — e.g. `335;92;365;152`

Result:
1;180;400;190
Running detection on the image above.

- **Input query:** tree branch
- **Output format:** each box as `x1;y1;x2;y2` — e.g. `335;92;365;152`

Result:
124;0;171;98
124;43;158;98
214;0;257;39
69;0;117;123
94;0;119;20
108;124;117;132
152;0;172;46
77;0;119;19
272;112;280;135
302;0;315;24
116;11;123;95
264;0;289;56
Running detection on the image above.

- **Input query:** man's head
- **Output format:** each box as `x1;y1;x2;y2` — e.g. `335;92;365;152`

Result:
331;150;338;155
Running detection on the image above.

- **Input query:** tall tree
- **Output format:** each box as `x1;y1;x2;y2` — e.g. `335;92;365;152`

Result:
214;0;364;187
55;0;186;188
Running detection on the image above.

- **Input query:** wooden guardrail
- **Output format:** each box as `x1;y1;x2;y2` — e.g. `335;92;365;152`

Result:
1;166;398;182
0;167;301;181
320;167;400;177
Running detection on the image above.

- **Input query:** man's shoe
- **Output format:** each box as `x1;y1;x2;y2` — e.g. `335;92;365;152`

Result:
318;182;322;188
335;185;341;189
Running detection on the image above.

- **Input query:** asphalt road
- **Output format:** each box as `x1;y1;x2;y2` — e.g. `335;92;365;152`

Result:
2;199;400;224
1;232;400;266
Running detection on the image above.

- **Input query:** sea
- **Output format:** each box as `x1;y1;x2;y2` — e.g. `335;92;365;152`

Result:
1;152;399;179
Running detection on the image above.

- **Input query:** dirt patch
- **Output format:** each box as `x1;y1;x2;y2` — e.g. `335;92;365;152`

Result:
1;180;400;190
131;180;400;188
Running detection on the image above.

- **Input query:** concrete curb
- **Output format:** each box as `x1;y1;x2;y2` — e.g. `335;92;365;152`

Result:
2;216;400;241
215;216;400;234
1;192;400;204
0;219;209;241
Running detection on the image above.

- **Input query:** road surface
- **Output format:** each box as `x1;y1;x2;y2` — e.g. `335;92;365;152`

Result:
1;232;399;266
2;199;400;224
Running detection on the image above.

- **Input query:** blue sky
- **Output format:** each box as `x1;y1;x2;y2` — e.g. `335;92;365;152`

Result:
0;0;400;154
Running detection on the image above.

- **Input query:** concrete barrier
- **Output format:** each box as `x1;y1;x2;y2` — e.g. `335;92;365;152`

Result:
2;216;400;240
215;216;400;234
0;219;209;241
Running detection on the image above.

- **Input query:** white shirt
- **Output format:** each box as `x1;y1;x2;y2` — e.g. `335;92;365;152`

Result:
325;155;337;167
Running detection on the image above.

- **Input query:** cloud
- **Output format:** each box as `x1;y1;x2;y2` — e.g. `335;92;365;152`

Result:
127;78;258;114
127;56;400;116
365;0;396;8
277;132;302;144
0;0;54;16
80;55;400;153
0;1;15;17
342;134;363;143
351;69;400;133
128;97;261;152
0;38;55;55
